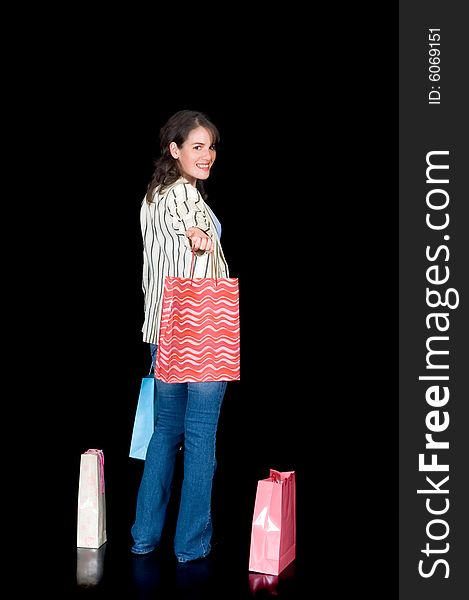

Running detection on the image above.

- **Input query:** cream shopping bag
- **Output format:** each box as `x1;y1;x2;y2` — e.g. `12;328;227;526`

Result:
77;448;107;548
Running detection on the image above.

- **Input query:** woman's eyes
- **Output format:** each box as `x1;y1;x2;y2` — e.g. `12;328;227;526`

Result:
192;145;216;151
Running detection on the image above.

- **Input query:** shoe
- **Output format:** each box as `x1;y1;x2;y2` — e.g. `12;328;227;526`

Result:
131;546;157;557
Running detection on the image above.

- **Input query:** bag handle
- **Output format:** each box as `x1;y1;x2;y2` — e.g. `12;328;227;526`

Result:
189;245;220;281
84;449;105;492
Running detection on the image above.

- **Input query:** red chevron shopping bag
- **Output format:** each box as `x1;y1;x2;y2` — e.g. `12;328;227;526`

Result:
155;274;240;383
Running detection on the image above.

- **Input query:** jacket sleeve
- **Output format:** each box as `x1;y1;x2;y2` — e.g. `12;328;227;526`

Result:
167;183;211;234
140;199;150;303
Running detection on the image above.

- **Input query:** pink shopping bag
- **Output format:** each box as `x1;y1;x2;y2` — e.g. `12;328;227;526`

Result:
248;469;296;575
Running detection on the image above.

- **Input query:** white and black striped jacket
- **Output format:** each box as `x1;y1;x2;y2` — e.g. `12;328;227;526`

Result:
140;177;229;344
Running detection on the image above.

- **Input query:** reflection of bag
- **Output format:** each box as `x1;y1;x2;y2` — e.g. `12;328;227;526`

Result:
76;545;106;587
155;253;240;383
77;449;107;548
248;561;296;596
129;373;157;460
248;469;296;575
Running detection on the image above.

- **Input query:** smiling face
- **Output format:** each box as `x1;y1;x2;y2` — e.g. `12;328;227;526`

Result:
169;126;217;186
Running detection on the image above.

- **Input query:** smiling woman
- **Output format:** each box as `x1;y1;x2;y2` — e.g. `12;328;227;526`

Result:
169;126;217;185
131;109;233;564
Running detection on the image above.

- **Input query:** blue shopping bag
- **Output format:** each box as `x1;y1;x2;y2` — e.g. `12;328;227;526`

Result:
129;374;158;460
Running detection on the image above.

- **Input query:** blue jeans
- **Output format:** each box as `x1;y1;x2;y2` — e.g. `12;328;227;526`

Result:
131;344;227;562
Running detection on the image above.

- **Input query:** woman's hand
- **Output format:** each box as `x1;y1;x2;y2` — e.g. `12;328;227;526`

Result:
185;227;214;253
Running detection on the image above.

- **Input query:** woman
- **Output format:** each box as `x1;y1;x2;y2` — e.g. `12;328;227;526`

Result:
131;110;230;563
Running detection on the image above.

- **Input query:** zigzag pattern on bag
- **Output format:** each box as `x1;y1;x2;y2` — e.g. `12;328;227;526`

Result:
155;276;240;383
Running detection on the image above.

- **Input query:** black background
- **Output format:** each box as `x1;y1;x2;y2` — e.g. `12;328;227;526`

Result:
13;7;398;598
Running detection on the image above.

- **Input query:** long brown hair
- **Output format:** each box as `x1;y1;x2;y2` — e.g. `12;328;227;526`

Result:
145;110;220;204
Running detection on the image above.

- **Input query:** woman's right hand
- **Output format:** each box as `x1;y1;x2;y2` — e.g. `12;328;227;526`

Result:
185;227;214;253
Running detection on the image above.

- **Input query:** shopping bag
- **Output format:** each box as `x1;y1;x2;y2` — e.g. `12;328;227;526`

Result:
155;268;240;383
77;449;107;548
248;469;296;575
129;374;157;460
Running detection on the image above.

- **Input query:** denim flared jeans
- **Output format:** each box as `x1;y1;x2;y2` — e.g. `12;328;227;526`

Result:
131;344;227;562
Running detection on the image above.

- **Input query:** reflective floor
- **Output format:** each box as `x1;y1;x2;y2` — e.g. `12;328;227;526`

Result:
71;541;301;598
45;453;306;599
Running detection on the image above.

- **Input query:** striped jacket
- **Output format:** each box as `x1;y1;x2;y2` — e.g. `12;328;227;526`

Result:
140;177;229;344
